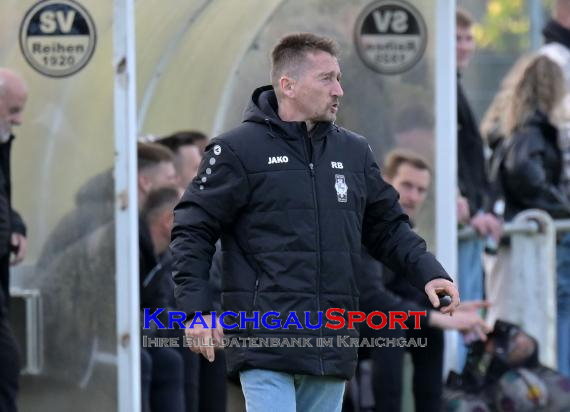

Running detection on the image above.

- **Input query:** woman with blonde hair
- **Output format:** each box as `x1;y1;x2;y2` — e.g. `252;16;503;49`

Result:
498;54;567;220
480;53;535;145
485;54;570;346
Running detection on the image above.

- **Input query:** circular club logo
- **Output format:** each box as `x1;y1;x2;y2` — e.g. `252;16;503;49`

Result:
355;0;427;75
19;0;96;78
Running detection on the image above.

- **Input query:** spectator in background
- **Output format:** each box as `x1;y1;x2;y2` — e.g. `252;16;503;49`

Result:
137;142;177;310
456;8;502;305
152;135;227;412
352;149;489;412
137;142;178;208
136;143;185;412
141;187;185;412
157;131;206;189
540;0;570;377
486;55;570;376
0;67;28;412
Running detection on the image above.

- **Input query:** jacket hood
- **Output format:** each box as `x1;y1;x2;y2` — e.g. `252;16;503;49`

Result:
242;85;334;140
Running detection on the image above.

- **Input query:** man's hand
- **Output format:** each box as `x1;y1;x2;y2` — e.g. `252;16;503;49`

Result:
457;195;471;225
471;213;502;241
184;314;224;362
10;233;27;266
428;300;491;340
425;278;460;314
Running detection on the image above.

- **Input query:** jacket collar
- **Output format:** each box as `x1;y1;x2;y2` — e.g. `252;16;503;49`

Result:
243;85;334;141
543;19;570;50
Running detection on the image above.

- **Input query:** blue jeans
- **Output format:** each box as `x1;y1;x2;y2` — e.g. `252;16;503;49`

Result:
458;237;485;302
239;369;345;412
556;234;570;377
457;237;484;369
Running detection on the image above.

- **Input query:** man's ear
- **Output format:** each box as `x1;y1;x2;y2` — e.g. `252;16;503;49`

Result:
160;210;175;237
138;174;151;195
279;75;296;98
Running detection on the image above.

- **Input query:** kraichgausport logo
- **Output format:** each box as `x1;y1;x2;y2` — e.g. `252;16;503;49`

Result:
143;308;427;330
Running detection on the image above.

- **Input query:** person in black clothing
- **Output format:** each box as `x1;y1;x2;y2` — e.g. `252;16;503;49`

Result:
455;11;502;372
141;187;185;412
155;135;229;412
135;143;182;412
171;33;459;412
0;68;28;412
354;150;489;412
486;55;569;330
456;9;502;305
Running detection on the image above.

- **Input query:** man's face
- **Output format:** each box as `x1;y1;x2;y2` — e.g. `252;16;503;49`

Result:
291;51;344;123
387;163;431;219
456;25;475;71
155;207;175;254
177;145;202;189
149;161;177;191
0;79;28;140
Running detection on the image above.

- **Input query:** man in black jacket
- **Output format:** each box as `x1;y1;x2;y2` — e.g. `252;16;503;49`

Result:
456;9;502;303
357;150;489;412
171;33;459;411
0;68;28;412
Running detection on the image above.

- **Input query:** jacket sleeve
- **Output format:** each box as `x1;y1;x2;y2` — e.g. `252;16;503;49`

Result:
503;131;570;218
171;140;250;317
361;147;451;292
11;209;26;236
358;249;431;328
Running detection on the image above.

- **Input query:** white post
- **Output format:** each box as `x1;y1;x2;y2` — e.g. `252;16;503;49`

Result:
529;0;544;51
435;0;458;374
114;0;140;411
508;210;557;368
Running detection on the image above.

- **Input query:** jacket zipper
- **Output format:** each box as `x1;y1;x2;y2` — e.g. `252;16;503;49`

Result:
248;278;260;336
252;279;259;309
303;133;325;376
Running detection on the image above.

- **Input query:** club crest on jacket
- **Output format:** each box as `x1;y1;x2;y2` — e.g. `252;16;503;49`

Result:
334;174;348;203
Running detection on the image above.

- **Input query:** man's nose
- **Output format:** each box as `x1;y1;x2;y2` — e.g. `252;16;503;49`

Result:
410;190;421;204
333;80;344;97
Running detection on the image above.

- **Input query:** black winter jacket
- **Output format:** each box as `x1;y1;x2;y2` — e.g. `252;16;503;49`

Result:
457;80;491;214
0;136;26;311
358;250;431;329
171;86;450;379
500;112;570;221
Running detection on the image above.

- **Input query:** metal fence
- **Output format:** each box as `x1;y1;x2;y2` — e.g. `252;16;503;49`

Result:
456;209;570;368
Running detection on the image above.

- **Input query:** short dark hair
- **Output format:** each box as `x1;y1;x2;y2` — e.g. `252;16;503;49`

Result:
383;149;431;180
456;8;474;28
142;186;180;222
137;142;174;172
271;33;339;90
156;130;208;153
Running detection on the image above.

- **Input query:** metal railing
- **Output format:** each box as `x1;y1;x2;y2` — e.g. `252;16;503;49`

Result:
455;210;570;369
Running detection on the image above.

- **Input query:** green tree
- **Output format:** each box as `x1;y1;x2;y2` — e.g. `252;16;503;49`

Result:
473;0;554;51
